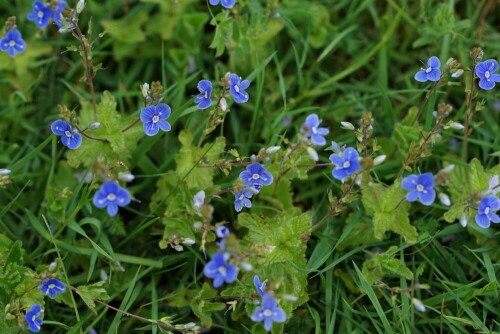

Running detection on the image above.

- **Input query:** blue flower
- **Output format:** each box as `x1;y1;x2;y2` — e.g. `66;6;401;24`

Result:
0;30;26;57
329;147;360;181
51;120;82;149
253;275;267;297
475;59;500;90
26;1;53;28
475;195;500;228
216;225;230;238
92;181;131;216
251;294;286;331
203;252;238;288
234;188;253;212
209;0;236;9
301;114;330;146
247;183;263;194
40;278;66;299
140;103;172;136
414;56;441;82
25;304;43;333
239;163;273;187
402;173;436;206
229;74;250;103
195;80;212;109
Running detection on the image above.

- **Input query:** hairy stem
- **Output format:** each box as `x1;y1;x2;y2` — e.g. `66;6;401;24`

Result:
461;65;477;161
121;118;141;133
74;124;109;143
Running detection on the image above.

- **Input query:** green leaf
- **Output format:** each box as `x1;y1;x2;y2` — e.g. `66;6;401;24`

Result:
190;283;225;327
75;281;110;313
362;246;414;284
363;182;418;243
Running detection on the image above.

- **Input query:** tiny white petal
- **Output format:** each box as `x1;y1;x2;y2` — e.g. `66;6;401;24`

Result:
449;122;464;130
220;98;227;111
307;147;319;161
0;169;12;175
459;215;468;228
412;298;426;312
266;146;281;154
117;172;135;182
174;245;184;252
438;193;451;206
76;0;85;13
340;121;355;130
373;155;386;166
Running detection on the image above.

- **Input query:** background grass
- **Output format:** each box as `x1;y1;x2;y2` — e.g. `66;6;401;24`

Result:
1;0;500;333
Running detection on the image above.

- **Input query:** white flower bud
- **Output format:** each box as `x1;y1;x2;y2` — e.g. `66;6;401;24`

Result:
373;155;386;166
432;111;438;118
331;141;341;153
438;193;451;206
48;262;57;271
451;69;464;78
266;146;281;154
192;190;205;213
220;97;227;111
182;238;196;245
449;122;464;130
241;262;253;271
250;154;258;162
283;294;298;302
192;221;203;229
100;270;108;281
459;215;468;228
306;147;319;161
0;169;11;175
412;298;426;312
117;172;135;182
340;121;355;130
442;165;455;173
76;0;85;14
89;122;100;129
174;245;184;252
140;83;149;98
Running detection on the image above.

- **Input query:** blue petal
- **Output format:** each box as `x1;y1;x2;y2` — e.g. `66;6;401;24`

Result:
140;106;156;123
209;0;220;4
243;198;252;208
239;79;250;89
475;62;487;79
197;98;212;110
418;189;435;206
316;127;329;135
428;56;440;69
417;173;434;188
261;294;277;309
491;74;500;82
115;188;131;206
51;120;71;136
197;80;212;93
332;167;350;180
329;153;344;166
271;307;286;322
475;213;490;228
158;120;171;132
213;275;224;288
234;199;243;212
304;114;319;129
414;70;428;82
157;103;171;119
102;180;120;194
264;317;273;331
406;190;419;202
107;203;119;216
225;264;238;283
66;133;82;149
488;213;500;223
426;68;441;81
251;308;265;322
484;59;498;73
234;91;249;103
479;78;495;90
221;0;236;8
93;190;109;208
143;122;159;136
311;134;326;146
401;175;418;191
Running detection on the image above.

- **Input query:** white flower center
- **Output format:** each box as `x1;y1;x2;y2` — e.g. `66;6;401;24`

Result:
49;284;55;289
64;130;72;137
343;161;350;168
264;309;272;316
204;91;208;99
218;266;226;276
38;11;44;18
235;85;240;93
426;67;432;73
107;193;116;201
152;115;159;123
312;127;317;134
9;40;15;46
485;207;490;214
416;184;424;192
32;315;37;322
252;173;260;180
485;71;490;79
239;194;244;200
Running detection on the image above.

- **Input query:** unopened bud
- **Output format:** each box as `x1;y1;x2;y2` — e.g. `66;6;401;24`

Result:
241;262;253;271
266;146;281;154
438;193;451;206
459;215;468;228
174;245;184;252
331;141;341;153
182;238;196;245
412;298;426;312
451;69;463;78
193;222;203;229
140;83;149;98
340;121;355;130
49;262;57;271
89;122;100;129
449;122;464;130
220;97;227;111
0;169;11;175
373;155;386;166
306;147;318;161
76;0;85;14
443;165;455;173
117;172;135;182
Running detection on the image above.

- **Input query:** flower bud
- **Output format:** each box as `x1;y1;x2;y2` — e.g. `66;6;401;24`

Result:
216;225;230;238
250;154;258;162
331;141;341;153
459;215;468;228
0;169;11;175
412;298;426;312
373;155;386;166
451;69;463;78
49;262;57;271
443;165;455;173
182;238;196;245
241;262;253;271
438;193;451;206
266;146;281;154
76;0;85;14
140;83;149;98
117;172;135;182
192;222;203;229
89;122;100;129
306;147;319;161
449;122;464;130
340;121;355;130
192;190;205;213
174;245;184;252
220;97;227;111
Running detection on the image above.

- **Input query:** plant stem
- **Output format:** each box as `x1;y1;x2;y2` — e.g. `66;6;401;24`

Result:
74;124;109;143
72;20;97;116
461;65;476;161
121;118;141;133
411;77;442;127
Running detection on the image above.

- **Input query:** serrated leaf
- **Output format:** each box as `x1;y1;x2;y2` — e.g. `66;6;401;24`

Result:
76;281;110;313
362;246;414;284
190;283;225;327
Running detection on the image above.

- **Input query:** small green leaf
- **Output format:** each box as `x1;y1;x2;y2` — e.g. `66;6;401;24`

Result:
76;281;110;313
